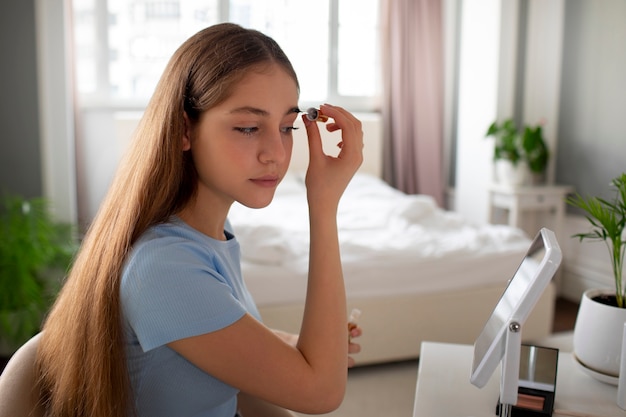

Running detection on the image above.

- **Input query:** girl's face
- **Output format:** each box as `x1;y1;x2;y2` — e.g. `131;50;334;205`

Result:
183;64;300;213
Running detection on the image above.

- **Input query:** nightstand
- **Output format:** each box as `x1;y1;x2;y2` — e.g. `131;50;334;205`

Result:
488;184;574;290
488;184;574;242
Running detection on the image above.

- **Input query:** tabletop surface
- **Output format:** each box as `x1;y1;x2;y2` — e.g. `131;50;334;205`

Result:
412;341;623;417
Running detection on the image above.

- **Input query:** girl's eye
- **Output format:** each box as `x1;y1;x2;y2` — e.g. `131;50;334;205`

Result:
281;126;299;134
234;127;258;136
234;126;299;136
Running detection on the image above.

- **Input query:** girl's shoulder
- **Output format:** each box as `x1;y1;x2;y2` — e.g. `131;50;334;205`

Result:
125;217;239;279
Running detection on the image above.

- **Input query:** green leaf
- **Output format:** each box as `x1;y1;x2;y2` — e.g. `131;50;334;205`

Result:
484;119;549;173
566;174;626;307
0;193;78;348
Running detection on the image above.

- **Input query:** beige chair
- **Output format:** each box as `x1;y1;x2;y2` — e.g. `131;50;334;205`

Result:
0;333;45;417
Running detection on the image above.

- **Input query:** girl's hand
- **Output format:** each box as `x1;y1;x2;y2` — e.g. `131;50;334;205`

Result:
302;104;363;209
348;324;362;368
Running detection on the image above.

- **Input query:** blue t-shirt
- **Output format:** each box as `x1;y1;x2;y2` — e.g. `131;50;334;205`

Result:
121;216;261;417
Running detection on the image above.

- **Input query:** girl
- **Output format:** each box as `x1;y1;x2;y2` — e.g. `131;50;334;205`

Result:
36;23;363;417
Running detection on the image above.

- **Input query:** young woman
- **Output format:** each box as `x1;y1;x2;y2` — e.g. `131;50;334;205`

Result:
36;23;363;417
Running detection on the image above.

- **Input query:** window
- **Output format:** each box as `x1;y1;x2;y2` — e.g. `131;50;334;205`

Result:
72;0;380;111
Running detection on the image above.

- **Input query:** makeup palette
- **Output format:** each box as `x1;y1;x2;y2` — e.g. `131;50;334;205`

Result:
496;344;559;417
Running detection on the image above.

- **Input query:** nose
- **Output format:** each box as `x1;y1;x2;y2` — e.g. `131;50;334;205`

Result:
258;131;288;164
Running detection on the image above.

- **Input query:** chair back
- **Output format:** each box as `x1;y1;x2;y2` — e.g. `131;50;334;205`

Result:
0;333;45;417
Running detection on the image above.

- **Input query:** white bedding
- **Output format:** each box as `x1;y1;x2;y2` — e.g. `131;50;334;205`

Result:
228;173;531;306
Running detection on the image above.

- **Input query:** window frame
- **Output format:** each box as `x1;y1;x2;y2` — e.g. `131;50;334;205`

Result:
75;0;380;112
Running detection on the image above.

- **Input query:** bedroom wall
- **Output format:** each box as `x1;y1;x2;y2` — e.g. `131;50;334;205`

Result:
453;0;502;225
451;0;625;302
454;0;565;225
557;0;626;302
556;1;626;200
0;0;42;198
451;0;626;209
0;0;76;223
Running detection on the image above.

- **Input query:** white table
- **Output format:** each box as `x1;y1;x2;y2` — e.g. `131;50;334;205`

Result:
488;184;574;289
488;184;573;241
412;341;623;417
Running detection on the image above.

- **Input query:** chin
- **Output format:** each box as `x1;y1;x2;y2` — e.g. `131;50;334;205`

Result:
240;195;275;209
247;202;272;209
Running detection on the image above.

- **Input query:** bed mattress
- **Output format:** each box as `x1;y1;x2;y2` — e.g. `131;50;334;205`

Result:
228;173;532;306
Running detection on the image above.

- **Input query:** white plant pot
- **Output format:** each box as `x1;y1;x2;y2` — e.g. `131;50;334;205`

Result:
495;160;527;186
573;288;626;378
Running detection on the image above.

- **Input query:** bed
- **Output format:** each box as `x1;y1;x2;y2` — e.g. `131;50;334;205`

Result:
228;171;556;366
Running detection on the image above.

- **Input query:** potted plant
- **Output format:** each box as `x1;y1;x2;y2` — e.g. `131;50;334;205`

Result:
0;194;77;356
565;173;626;379
521;124;550;181
485;119;550;186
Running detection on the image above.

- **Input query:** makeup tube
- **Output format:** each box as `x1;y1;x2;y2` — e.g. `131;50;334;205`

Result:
305;107;329;122
348;308;361;341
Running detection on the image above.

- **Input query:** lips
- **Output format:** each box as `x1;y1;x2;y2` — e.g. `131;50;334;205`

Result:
250;175;280;188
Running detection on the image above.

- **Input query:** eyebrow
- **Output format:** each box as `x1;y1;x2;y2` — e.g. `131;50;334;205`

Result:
229;106;301;116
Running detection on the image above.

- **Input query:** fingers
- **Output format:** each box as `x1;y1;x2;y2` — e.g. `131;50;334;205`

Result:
320;104;362;140
323;105;363;165
348;341;361;355
302;104;364;205
310;104;363;166
348;326;362;356
347;340;361;368
349;326;362;340
302;113;324;160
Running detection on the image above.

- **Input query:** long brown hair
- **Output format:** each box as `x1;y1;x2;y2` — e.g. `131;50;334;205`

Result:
36;23;298;417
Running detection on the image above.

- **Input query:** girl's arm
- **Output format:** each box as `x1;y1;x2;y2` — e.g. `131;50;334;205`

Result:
168;104;363;414
237;392;296;417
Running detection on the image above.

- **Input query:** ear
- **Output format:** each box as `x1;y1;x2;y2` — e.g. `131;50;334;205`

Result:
182;113;192;151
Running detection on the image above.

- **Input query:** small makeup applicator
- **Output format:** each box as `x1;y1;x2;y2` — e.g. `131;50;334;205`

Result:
304;107;329;122
348;308;362;341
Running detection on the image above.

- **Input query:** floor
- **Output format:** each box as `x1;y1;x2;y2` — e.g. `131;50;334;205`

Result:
551;296;580;333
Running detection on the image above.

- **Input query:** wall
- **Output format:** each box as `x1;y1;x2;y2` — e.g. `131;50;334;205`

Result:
453;0;626;220
0;0;76;223
449;0;625;302
0;0;42;198
36;0;78;224
557;1;626;302
453;0;502;224
556;0;626;199
454;0;565;225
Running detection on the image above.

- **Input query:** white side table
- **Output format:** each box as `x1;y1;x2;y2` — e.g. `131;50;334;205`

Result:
488;184;574;289
413;341;622;417
488;184;574;238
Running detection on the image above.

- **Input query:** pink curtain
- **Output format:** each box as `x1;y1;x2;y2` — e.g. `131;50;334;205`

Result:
381;0;444;207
